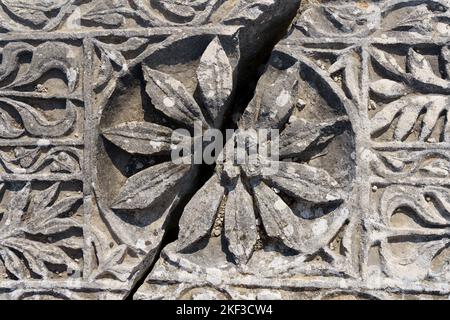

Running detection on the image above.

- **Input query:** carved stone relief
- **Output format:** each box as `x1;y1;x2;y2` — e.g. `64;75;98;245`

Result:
0;0;449;300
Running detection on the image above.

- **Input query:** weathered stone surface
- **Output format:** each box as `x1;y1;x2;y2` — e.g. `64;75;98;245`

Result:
135;0;450;300
1;0;450;300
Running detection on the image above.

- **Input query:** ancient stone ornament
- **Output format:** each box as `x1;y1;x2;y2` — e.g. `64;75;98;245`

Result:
0;0;449;300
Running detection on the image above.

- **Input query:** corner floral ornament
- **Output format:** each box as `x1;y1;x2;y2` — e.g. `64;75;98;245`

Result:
102;37;350;266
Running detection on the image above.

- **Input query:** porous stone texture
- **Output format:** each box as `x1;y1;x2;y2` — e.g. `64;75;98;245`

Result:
0;0;449;300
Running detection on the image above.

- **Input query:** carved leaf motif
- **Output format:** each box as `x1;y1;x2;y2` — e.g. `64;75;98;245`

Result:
407;48;450;92
372;151;450;179
50;151;80;173
240;62;299;130
0;183;82;279
370;79;410;99
102;122;175;155
95;50;114;90
295;4;379;37
224;0;275;24
379;186;449;228
279;116;349;158
441;46;450;79
224;177;257;264
4;238;79;271
92;38;148;90
177;174;224;252
28;182;59;214
88;226;131;282
0;109;24;138
82;0;128;27
0;42;34;82
420;159;450;177
262;161;343;204
0;147;81;174
1;0;70;27
5;42;79;92
0;248;27;279
329;50;361;102
371;95;448;141
0;98;76;138
383;4;433;34
143;66;208;129
54;237;84;250
371;48;450;94
197;37;233;127
370;47;405;80
380;239;449;281
112;162;191;210
376;185;450;281
5;182;31;218
152;0;205;22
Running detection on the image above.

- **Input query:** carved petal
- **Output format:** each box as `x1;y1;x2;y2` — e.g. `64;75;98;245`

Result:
177;174;224;252
0;98;76;138
280;116;349;158
197;37;233;127
224;177;257;264
102;121;175;155
380;239;449;282
240;62;299;130
143;66;208;129
112;162;191;210
262;161;342;203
